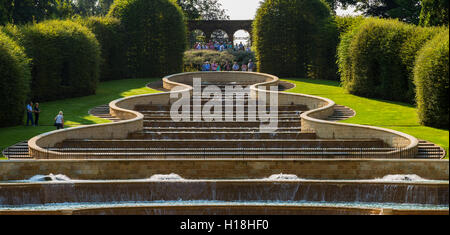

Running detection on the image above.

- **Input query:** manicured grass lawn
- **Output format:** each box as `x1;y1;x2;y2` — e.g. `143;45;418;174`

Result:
1;77;447;159
284;78;449;157
0;78;161;159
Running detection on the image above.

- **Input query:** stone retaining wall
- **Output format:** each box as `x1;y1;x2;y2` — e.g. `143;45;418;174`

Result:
0;159;447;181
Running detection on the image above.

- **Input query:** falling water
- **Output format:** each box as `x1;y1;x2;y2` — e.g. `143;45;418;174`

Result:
27;174;71;182
147;174;185;181
266;174;302;181
375;175;429;182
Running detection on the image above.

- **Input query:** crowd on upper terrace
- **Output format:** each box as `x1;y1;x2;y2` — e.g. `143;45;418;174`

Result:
193;40;252;52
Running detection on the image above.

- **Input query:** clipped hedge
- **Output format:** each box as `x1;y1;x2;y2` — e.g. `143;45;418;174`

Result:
229;50;256;67
108;0;187;78
253;0;338;79
414;30;449;129
183;50;234;71
0;31;31;127
4;20;101;102
76;16;127;81
338;18;442;103
334;16;365;38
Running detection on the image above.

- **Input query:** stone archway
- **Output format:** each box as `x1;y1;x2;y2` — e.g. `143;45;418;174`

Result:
187;20;253;45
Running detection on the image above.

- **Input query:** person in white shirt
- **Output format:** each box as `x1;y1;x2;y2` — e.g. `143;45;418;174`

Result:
26;102;34;126
54;111;64;130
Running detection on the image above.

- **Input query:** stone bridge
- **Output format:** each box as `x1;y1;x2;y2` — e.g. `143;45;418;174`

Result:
187;20;253;44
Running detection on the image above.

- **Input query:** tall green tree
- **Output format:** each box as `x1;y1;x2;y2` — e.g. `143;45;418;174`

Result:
5;0;58;24
419;0;449;26
176;0;230;20
329;0;422;24
0;0;11;24
0;0;75;25
73;0;100;16
99;0;114;15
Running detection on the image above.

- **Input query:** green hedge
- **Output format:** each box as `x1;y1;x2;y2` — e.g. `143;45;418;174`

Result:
229;50;256;67
3;20;101;102
0;31;31;127
420;0;449;27
253;0;338;79
338;18;442;103
108;0;187;78
76;16;127;81
334;16;365;38
183;50;234;71
183;50;256;72
414;29;449;129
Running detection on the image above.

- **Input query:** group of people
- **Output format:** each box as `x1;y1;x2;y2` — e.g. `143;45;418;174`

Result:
194;40;251;52
26;102;40;127
26;102;64;129
202;60;255;72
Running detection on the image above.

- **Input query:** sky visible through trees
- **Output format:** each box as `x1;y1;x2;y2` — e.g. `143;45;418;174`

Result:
217;0;360;20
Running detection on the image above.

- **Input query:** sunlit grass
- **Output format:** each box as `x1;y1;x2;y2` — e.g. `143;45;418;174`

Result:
0;78;161;159
283;78;449;158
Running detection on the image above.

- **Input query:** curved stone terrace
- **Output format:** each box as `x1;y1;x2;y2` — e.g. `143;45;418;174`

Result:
26;72;422;160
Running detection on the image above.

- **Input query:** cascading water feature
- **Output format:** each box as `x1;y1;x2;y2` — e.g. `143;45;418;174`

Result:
27;174;71;182
148;174;184;181
0;173;447;214
265;174;302;181
375;175;429;182
6;74;449;215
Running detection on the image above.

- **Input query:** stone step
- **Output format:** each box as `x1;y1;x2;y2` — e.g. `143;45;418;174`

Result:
38;151;396;159
415;155;443;159
140;110;303;114
416;140;447;159
128;131;316;140
142;127;302;132
57;139;387;149
48;147;398;154
135;105;308;112
143;120;302;128
143;116;302;121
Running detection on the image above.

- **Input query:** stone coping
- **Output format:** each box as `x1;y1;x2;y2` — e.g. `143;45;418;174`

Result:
1;158;448;180
1;180;448;187
0;205;447;215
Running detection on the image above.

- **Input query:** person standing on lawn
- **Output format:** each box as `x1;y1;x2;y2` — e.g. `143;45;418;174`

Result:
26;101;34;126
34;103;41;126
55;111;64;130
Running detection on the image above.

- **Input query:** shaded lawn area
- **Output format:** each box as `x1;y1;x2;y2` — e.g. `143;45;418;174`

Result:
0;78;161;159
284;78;449;157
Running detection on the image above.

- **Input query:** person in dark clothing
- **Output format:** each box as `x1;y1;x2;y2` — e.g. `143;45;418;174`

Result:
34;103;41;126
26;102;34;126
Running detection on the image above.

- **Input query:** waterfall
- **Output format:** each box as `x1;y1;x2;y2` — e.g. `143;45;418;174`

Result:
28;174;71;182
375;174;429;182
147;174;185;181
266;174;302;181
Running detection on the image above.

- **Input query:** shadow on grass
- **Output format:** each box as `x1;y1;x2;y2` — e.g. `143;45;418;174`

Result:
0;78;161;153
283;78;341;87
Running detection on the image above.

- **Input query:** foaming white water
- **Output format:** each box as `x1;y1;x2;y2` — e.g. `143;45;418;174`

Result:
266;174;302;181
28;174;71;182
148;174;185;181
375;175;429;182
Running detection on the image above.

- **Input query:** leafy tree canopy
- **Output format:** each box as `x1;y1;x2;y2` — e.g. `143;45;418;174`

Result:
330;0;422;24
0;0;114;25
176;0;230;20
